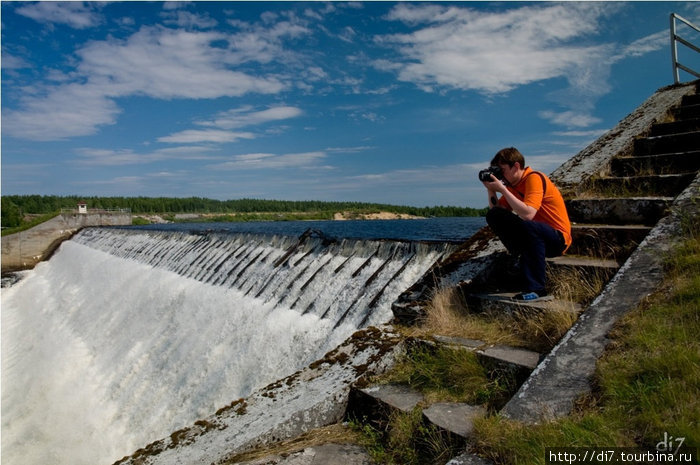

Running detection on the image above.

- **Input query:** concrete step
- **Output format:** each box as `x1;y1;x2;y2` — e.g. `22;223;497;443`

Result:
587;172;696;197
609;151;700;176
475;344;541;387
429;335;542;388
430;335;541;373
566;197;672;225
649;117;700;136
673;103;700;120
466;292;582;316
422;403;487;439
681;93;700;106
446;453;494;465
234;443;374;465
569;224;652;259
547;254;619;270
634;131;700;156
351;384;425;415
346;383;485;449
546;255;620;287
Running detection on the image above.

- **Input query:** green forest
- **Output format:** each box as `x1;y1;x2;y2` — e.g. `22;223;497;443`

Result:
1;195;487;229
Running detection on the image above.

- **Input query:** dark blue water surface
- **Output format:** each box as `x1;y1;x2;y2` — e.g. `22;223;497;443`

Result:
125;217;486;243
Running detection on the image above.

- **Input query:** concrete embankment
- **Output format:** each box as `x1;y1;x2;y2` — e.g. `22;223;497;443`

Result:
1;212;131;272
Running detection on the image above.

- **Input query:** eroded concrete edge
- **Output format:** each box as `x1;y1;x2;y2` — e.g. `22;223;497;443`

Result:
112;326;403;465
550;82;696;193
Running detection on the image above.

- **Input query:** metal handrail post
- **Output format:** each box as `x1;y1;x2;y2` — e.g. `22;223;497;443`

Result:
670;13;700;84
671;13;680;84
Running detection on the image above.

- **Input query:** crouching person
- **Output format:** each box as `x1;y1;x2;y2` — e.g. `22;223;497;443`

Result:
480;147;572;301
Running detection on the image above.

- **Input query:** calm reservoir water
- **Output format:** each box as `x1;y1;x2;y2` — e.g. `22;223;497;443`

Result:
125;216;486;243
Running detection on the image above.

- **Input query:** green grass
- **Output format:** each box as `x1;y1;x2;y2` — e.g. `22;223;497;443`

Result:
471;230;700;464
351;345;518;464
379;344;513;408
350;408;464;465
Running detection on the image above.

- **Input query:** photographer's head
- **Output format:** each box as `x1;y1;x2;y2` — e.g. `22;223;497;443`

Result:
491;147;525;168
491;147;525;185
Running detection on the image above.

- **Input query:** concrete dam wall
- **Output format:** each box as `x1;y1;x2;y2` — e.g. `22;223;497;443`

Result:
1;211;131;272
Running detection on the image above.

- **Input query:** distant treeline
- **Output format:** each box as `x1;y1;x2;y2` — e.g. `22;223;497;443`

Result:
2;195;487;227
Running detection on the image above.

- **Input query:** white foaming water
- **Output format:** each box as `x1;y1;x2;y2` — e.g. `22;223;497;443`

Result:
2;229;451;465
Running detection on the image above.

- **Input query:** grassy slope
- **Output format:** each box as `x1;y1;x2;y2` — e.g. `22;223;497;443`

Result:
472;230;700;464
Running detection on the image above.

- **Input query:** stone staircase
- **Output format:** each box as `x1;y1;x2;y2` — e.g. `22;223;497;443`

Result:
350;80;700;464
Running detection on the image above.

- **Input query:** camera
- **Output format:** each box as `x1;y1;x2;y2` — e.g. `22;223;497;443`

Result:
478;165;504;182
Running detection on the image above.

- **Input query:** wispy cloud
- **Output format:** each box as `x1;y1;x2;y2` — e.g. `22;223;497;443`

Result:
195;106;303;130
2;15;306;141
539;110;602;128
75;146;220;166
207;151;327;170
158;130;257;144
158;105;303;144
379;3;617;94
16;2;103;29
375;3;646;129
160;9;219;29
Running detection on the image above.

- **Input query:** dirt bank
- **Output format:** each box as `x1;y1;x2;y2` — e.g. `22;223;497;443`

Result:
333;211;423;220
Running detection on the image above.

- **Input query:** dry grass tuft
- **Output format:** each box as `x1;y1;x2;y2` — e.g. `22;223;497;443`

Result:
411;281;592;352
413;287;519;346
547;265;608;305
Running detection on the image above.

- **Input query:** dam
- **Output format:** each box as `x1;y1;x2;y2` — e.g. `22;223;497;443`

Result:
1;227;455;465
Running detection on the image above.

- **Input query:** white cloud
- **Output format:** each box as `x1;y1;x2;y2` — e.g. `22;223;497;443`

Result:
157;105;303;145
158;129;256;144
75;145;220;166
76;26;286;99
196;106;303;130
208;151;326;170
3;20;304;141
617;30;667;58
379;3;618;95
2;83;121;141
553;129;608;138
1;53;31;70
539;110;602;128
161;10;219;29
16;2;102;29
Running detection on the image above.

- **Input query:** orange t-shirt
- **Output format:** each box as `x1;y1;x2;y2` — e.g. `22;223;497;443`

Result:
497;167;572;251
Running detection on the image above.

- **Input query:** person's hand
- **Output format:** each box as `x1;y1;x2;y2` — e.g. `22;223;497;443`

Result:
481;174;506;193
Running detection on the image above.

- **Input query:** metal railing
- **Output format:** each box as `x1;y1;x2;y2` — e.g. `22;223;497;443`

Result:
670;13;700;84
61;207;131;213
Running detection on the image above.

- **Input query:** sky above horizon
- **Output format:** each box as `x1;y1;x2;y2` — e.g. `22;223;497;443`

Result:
2;1;699;208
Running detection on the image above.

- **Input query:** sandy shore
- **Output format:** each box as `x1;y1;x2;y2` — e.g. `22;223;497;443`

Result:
332;211;422;220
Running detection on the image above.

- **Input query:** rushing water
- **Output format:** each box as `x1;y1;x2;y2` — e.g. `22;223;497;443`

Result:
1;218;484;465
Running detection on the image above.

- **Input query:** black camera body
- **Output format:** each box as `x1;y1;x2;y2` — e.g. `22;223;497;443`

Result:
478;165;504;182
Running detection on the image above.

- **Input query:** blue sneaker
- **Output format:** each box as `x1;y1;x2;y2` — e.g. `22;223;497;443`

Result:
513;291;553;302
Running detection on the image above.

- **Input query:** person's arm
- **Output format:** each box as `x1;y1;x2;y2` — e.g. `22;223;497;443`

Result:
498;187;537;220
482;174;537;219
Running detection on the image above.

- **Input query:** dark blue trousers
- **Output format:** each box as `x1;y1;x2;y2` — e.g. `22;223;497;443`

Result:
486;207;566;294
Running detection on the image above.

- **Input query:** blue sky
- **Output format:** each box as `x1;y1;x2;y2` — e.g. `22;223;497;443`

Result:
2;1;699;208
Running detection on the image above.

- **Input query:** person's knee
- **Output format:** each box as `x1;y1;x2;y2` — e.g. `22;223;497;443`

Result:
485;207;498;226
486;207;508;228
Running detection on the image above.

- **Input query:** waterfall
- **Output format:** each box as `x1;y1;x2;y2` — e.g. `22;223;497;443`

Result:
1;227;454;465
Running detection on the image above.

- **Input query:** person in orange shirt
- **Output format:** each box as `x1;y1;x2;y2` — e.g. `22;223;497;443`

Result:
480;147;572;301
